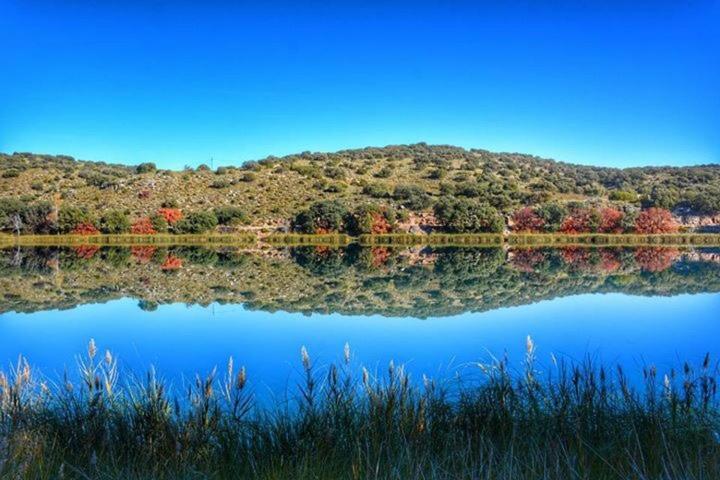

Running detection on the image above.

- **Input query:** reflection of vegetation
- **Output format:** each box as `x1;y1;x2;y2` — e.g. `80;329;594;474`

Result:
2;245;720;316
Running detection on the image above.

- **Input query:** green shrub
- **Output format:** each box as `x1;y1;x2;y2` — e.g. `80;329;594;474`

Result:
135;162;157;174
99;210;131;234
59;206;94;233
433;197;505;233
174;211;218;233
393;185;432;210
214;206;250;225
293;200;348;233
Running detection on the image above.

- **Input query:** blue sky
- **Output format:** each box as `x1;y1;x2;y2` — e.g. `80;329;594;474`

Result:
1;1;718;169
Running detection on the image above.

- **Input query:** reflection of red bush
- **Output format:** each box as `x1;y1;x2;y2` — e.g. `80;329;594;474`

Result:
599;250;622;273
131;246;157;264
635;248;680;272
370;247;391;267
72;223;99;235
131;218;157;234
512;207;545;233
510;248;546;272
160;255;183;271
74;245;100;259
560;247;593;269
157;208;183;224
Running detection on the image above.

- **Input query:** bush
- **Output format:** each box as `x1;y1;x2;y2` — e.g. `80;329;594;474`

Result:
59;207;94;233
293;200;348;233
135;162;157;174
635;208;679;234
214;206;250;225
174;211;218;234
345;204;395;236
99;210;131;234
393;185;432;210
362;183;391;198
150;214;169;233
240;172;257;182
210;179;231;189
434;197;505;233
1;169;20;178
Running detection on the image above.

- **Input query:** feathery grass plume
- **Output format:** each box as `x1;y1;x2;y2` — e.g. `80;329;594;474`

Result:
88;338;97;360
344;342;351;365
0;340;719;478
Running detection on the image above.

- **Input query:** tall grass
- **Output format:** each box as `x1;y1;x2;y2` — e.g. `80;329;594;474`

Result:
1;339;719;479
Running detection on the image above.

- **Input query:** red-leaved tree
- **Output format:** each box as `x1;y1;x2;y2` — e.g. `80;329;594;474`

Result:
512;207;545;233
634;208;679;234
599;208;625;234
635;247;680;272
560;209;599;234
131;218;157;235
72;223;100;235
157;208;183;224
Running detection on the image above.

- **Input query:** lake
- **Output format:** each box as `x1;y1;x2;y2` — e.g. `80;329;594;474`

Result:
1;245;719;398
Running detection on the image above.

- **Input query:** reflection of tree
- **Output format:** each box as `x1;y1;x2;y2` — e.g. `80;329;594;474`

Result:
131;246;157;264
73;245;100;259
1;246;720;317
509;248;547;272
635;248;680;273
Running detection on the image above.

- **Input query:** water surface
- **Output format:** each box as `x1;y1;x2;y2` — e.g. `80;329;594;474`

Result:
1;245;718;395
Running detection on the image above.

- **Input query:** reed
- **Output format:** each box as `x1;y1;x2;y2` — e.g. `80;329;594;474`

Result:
0;339;719;479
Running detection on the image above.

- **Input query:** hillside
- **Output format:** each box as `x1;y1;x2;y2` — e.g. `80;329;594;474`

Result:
1;144;719;234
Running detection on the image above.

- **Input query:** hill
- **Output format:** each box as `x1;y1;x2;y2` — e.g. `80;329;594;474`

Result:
1;144;719;234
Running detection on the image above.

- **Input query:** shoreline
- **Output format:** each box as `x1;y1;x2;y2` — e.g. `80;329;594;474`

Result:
2;232;720;247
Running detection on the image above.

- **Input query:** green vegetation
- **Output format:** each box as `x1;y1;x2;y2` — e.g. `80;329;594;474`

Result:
0;340;718;479
2;144;717;237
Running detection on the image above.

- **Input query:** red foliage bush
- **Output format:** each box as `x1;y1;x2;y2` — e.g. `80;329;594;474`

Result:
634;208;679;234
598;208;625;234
560;209;599;234
634;247;680;272
511;207;545;233
370;213;392;234
72;223;100;235
157;208;183;224
131;218;157;235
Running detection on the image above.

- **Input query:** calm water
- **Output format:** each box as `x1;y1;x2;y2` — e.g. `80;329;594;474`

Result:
1;245;718;396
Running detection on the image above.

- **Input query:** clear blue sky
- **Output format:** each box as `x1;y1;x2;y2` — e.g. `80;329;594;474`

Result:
1;1;718;169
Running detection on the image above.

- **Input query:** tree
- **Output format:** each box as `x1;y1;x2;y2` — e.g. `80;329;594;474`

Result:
135;162;157;174
157;208;183;224
634;208;679;234
131;217;157;234
535;203;569;232
214;206;250;225
598;207;625;234
59;207;95;233
72;222;100;235
392;185;432;210
345;204;395;236
433;197;505;233
150;214;169;233
99;210;130;234
560;208;601;234
173;211;218;234
511;207;545;233
293;201;348;234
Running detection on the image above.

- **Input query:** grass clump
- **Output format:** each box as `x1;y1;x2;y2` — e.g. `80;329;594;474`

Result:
1;339;719;479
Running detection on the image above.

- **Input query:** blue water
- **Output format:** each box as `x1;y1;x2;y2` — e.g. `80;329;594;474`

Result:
2;291;718;397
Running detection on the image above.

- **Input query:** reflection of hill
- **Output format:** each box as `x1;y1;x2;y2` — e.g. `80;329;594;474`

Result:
1;246;719;317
